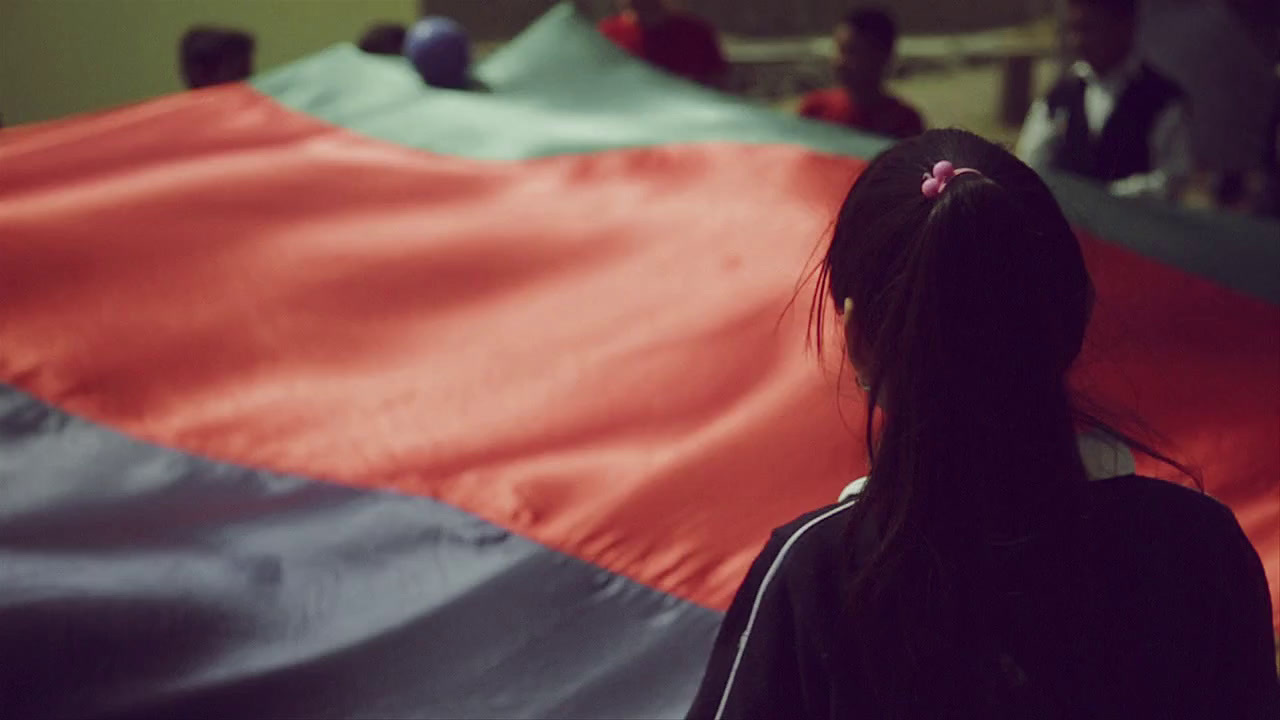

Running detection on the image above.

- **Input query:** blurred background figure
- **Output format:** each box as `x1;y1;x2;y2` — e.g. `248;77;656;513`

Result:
404;17;471;89
797;7;925;139
1264;67;1280;216
1016;0;1190;200
179;26;255;90
598;0;728;86
358;22;408;56
1234;66;1280;217
1138;0;1278;217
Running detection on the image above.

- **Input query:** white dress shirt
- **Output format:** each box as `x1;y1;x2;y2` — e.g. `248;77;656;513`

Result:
1016;56;1193;200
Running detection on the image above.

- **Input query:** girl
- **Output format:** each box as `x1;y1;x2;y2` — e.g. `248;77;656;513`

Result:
687;129;1278;719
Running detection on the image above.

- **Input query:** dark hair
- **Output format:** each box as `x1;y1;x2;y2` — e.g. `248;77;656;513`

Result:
358;23;408;56
810;129;1195;715
841;7;898;55
179;26;255;89
1066;0;1138;18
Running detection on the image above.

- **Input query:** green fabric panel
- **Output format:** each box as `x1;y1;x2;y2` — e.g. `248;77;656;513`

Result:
252;2;1279;306
251;4;890;161
1045;173;1280;308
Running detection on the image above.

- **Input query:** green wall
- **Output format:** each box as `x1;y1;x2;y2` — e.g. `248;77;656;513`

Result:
0;0;418;127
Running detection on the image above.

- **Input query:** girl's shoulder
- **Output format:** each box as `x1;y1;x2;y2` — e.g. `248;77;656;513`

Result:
752;497;861;601
1088;473;1235;524
769;496;859;556
759;474;1243;589
1083;475;1258;580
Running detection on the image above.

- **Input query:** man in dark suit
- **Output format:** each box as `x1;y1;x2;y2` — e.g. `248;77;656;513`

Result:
1017;0;1191;199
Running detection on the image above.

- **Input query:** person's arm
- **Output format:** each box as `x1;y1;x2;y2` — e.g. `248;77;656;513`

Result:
1206;505;1280;717
685;531;809;719
1015;99;1060;170
1108;102;1193;200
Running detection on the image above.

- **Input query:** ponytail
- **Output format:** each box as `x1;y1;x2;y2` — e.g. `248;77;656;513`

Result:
808;129;1195;715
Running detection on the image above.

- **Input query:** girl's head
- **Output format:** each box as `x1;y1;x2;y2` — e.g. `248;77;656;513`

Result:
817;128;1092;414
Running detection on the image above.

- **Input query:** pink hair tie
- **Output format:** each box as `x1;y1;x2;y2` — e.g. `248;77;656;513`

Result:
921;160;981;198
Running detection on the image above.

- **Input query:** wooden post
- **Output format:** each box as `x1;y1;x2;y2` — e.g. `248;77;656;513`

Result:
1000;53;1034;127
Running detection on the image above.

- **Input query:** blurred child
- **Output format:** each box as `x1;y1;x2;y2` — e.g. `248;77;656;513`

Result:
598;0;727;86
179;26;255;90
358;23;408;56
797;7;924;140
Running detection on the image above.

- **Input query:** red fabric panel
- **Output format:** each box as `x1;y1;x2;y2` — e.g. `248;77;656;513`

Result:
1076;236;1280;606
0;87;1275;628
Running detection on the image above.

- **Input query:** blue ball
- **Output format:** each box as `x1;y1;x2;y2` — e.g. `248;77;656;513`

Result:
403;17;470;90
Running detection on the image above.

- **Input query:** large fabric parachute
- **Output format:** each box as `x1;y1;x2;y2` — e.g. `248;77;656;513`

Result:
1;5;1276;718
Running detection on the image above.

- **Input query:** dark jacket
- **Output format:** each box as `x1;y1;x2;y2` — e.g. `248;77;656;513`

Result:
688;475;1279;719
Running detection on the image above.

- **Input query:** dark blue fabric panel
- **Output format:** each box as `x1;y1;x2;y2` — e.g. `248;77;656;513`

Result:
0;386;719;719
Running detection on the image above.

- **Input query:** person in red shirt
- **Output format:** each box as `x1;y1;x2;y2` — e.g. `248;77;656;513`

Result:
799;7;925;139
598;0;728;86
